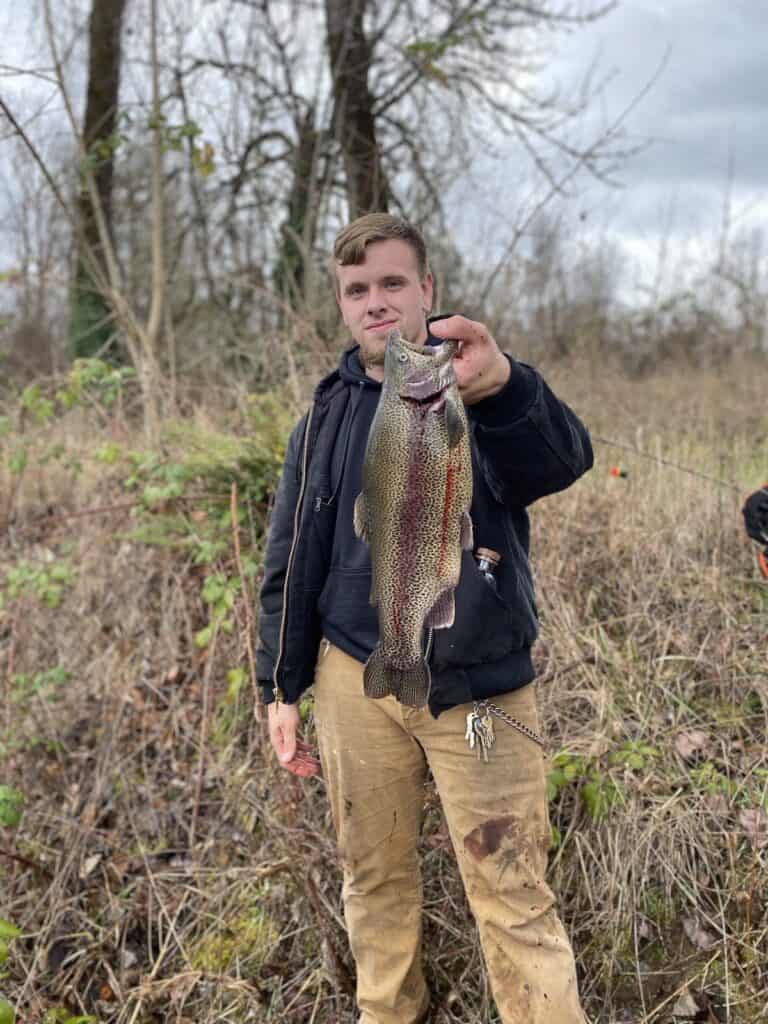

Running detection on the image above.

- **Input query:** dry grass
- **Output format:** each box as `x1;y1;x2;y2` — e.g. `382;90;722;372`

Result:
0;357;766;1023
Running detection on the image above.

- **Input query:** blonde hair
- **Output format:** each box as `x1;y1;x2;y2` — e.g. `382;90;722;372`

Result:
331;213;429;289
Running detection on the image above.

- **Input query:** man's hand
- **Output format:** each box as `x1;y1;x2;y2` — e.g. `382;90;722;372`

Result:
267;701;321;777
430;315;511;406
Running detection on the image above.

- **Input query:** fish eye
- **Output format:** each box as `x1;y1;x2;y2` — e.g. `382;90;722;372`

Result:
397;352;408;363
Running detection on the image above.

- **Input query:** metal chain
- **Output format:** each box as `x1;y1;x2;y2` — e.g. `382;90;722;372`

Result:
475;699;547;751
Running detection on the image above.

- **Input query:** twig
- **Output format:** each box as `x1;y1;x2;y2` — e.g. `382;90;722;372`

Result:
301;870;355;997
230;482;261;724
536;652;598;687
0;845;53;878
188;619;220;852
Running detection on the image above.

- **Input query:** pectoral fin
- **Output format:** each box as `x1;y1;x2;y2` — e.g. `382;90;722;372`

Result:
353;492;370;542
461;510;474;550
426;588;455;629
445;395;465;448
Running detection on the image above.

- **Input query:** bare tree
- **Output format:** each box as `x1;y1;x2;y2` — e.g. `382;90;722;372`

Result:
325;0;390;216
71;0;128;359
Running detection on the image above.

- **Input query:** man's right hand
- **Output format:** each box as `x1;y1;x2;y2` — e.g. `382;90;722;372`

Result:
267;700;321;777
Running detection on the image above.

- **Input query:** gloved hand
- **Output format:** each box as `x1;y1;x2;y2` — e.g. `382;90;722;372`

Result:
742;486;768;543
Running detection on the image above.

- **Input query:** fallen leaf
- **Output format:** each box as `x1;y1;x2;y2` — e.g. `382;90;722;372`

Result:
79;853;102;879
115;948;135;972
682;915;717;950
672;990;699;1017
674;730;710;760
738;807;768;847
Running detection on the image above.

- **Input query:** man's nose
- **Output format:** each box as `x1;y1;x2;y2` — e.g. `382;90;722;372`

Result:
367;286;387;312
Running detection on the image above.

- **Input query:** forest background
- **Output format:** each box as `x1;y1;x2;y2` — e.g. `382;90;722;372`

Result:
0;1;766;1022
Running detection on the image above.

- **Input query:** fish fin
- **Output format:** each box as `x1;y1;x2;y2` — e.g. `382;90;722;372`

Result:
363;648;397;700
353;492;370;542
445;395;465;448
363;651;431;708
397;662;431;708
461;510;474;550
426;588;455;629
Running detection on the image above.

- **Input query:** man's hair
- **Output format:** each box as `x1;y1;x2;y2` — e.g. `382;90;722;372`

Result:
331;213;430;288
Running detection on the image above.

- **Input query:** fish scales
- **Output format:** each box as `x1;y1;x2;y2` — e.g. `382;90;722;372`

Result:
353;328;473;707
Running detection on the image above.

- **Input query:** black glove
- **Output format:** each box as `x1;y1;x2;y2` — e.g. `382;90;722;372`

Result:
743;487;768;543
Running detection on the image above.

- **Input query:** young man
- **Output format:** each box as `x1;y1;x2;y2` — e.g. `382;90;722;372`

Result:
256;213;593;1023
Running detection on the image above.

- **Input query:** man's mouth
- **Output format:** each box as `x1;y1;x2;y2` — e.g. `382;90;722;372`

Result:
367;319;398;333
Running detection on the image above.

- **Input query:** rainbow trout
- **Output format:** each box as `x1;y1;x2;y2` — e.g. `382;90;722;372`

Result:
353;328;473;707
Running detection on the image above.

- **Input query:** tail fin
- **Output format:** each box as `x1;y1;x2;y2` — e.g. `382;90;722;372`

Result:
363;648;431;708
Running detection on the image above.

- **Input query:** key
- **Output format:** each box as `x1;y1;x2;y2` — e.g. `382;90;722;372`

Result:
465;710;477;750
473;719;490;762
481;713;495;749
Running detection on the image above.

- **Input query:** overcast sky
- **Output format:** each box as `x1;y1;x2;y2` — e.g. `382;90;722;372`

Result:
1;0;766;298
542;0;768;285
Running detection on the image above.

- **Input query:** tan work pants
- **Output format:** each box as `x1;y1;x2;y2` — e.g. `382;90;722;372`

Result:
313;641;585;1024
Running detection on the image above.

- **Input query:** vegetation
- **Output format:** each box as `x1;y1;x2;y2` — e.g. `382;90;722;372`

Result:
1;3;766;1022
1;353;765;1023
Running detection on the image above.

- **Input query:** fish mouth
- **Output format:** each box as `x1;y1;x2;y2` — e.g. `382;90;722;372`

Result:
401;380;449;411
400;358;456;403
403;391;448;413
401;374;444;401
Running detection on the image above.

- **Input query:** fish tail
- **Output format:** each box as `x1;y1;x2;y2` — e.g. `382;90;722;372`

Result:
363;649;431;709
397;661;431;708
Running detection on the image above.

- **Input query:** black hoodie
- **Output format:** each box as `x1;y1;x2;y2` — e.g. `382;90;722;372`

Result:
256;326;593;716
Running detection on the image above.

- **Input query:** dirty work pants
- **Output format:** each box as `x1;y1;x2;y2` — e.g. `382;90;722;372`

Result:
313;641;585;1024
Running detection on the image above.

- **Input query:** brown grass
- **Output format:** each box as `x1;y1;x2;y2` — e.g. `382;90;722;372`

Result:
0;357;766;1023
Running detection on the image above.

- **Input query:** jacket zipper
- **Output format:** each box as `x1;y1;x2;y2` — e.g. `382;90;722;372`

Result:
272;403;316;702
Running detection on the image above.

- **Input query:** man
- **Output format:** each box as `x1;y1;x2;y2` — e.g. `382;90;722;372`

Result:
743;485;768;577
256;213;593;1023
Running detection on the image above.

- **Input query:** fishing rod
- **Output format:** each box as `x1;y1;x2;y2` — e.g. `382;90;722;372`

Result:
593;435;768;577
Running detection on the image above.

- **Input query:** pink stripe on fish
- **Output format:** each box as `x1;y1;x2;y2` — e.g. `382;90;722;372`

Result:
391;407;428;643
436;448;457;579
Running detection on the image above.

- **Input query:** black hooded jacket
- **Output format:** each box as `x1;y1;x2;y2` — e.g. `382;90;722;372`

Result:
255;327;593;717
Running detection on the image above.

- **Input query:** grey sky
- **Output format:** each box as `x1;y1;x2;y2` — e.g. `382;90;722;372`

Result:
0;0;765;298
545;0;768;275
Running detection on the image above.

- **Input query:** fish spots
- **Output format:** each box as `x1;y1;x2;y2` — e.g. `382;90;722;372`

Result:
391;410;428;643
436;449;457;578
463;814;518;861
344;798;353;818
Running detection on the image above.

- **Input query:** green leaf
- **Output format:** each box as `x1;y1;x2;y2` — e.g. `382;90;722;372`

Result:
0;785;24;828
194;625;212;649
0;998;15;1024
0;918;21;940
9;447;27;475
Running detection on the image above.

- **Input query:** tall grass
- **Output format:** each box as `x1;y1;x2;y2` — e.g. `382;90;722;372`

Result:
0;356;765;1023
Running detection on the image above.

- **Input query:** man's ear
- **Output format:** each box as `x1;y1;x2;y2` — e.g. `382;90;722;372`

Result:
422;271;434;313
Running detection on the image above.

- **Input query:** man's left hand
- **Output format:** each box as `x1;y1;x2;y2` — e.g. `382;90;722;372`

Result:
430;315;511;406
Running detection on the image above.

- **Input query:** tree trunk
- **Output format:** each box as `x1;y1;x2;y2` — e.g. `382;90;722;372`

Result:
324;0;390;218
273;106;322;309
70;0;127;360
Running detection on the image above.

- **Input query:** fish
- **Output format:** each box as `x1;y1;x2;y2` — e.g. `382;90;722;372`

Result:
353;328;473;707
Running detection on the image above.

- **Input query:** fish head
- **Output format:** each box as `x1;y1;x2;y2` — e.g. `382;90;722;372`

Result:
384;328;457;405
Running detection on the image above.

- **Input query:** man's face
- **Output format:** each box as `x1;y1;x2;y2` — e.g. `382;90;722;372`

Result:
335;239;434;377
